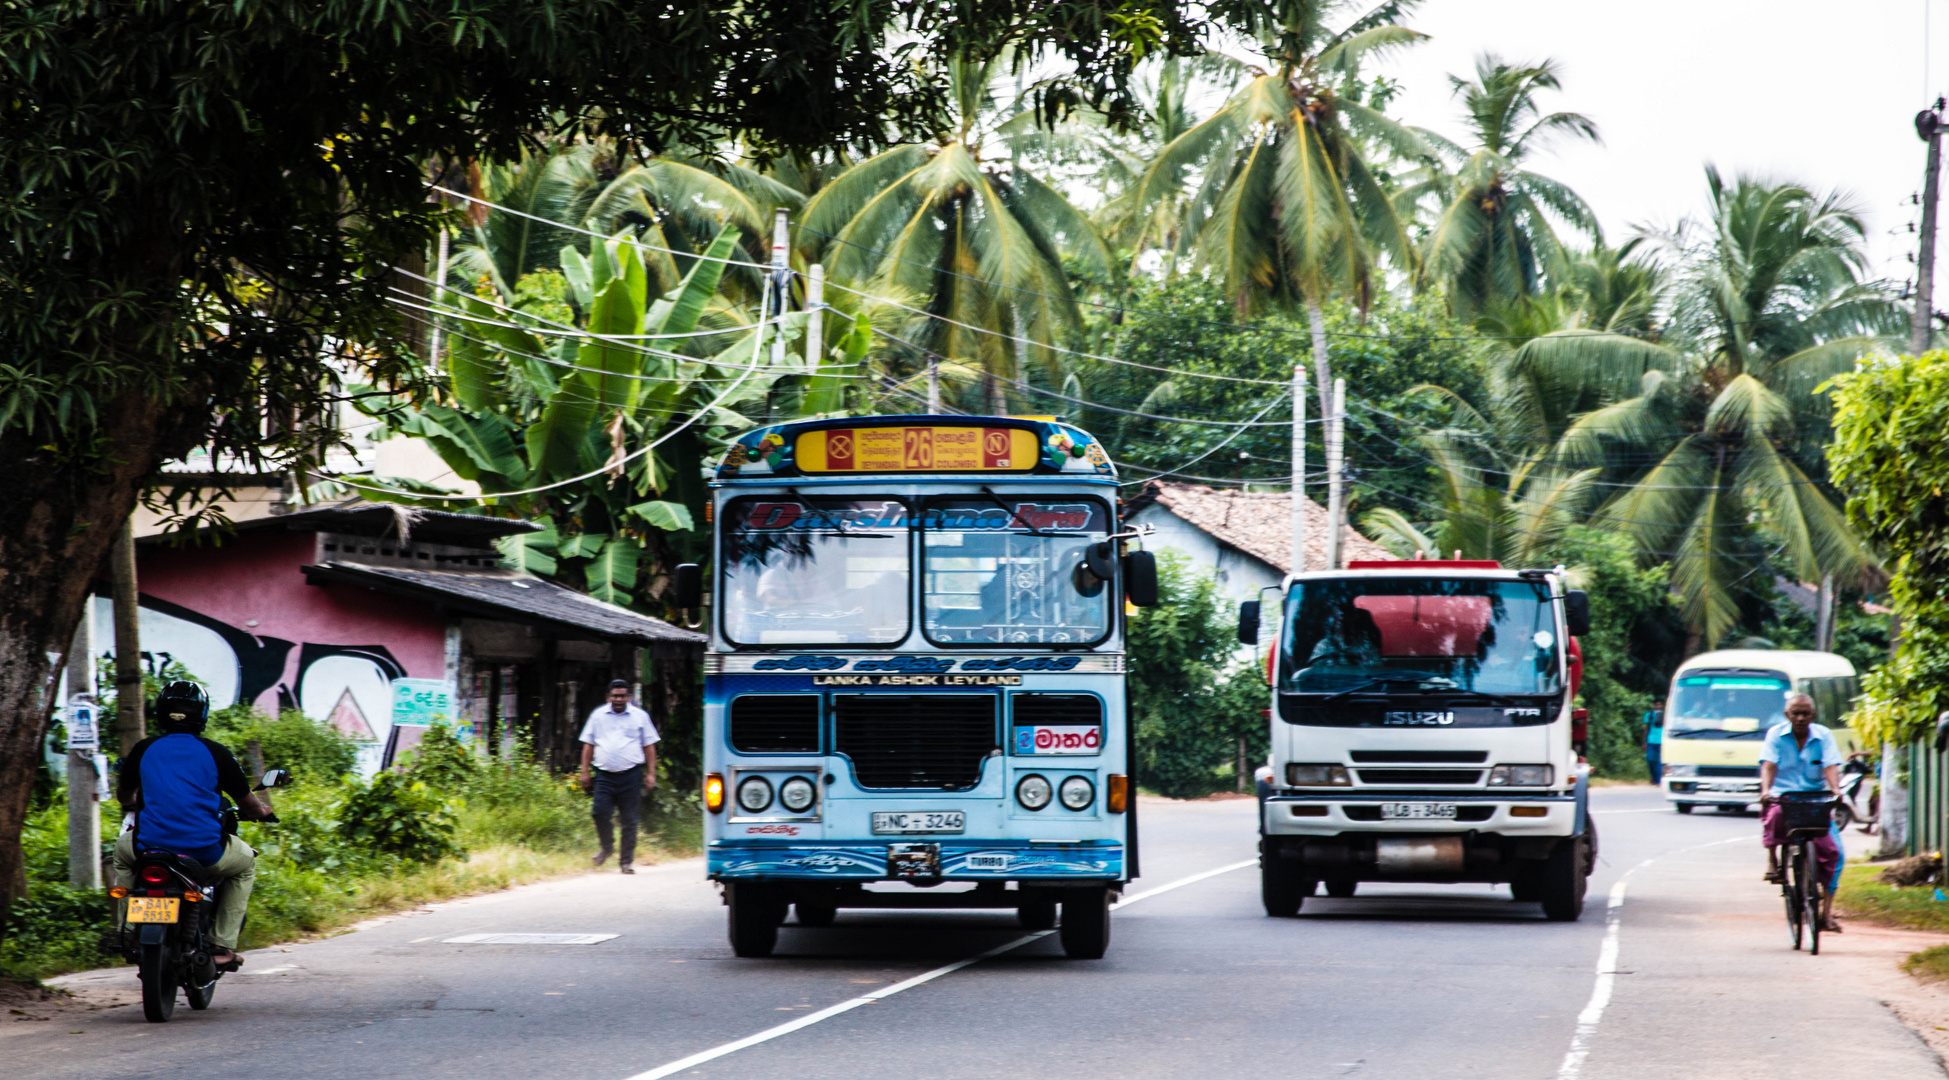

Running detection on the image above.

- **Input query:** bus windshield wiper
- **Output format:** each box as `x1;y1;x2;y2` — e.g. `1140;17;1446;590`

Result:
1319;677;1455;704
976;485;1085;536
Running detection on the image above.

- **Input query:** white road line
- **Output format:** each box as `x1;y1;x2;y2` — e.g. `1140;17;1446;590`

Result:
622;859;1257;1080
1554;835;1752;1080
1589;808;1676;815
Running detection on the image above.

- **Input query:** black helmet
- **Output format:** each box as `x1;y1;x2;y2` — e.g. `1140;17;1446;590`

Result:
155;681;210;734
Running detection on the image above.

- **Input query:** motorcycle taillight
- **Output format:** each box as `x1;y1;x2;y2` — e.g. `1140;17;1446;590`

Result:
138;865;168;885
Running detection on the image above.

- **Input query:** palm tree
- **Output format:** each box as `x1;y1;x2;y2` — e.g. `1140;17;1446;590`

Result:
1550;169;1904;647
1408;54;1602;319
795;56;1112;414
1124;0;1427;418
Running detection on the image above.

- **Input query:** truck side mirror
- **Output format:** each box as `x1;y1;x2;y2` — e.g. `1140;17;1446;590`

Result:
1564;590;1591;636
672;563;703;609
1123;550;1158;608
1237;600;1260;645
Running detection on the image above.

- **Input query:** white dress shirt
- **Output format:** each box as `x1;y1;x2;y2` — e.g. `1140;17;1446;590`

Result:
579;703;660;773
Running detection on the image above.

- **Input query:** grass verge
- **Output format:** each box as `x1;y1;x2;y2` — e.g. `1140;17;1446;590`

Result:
1833;863;1949;934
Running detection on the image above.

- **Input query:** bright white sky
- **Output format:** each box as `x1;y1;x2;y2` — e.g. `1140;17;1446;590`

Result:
1374;0;1947;285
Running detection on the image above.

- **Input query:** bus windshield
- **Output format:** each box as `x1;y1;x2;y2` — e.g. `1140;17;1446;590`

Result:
921;496;1111;646
1666;672;1788;738
1281;577;1562;696
720;497;909;646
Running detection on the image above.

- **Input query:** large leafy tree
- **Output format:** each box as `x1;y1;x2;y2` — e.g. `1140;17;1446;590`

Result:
1407;55;1602;319
797;56;1114;413
1125;0;1426;417
1550;170;1903;647
0;0;1209;910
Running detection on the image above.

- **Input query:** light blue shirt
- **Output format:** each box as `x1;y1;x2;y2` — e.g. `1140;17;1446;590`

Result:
1760;722;1841;793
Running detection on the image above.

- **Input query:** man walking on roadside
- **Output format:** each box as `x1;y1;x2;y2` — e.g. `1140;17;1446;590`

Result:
579;679;659;874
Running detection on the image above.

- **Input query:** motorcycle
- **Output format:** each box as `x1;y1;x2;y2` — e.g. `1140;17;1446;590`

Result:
1835;753;1879;834
109;769;291;1022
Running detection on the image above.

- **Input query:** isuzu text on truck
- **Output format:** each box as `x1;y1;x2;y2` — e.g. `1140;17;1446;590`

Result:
1242;559;1597;920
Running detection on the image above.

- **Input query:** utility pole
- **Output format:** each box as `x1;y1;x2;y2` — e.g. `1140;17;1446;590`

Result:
1914;98;1945;357
1291;367;1307;574
768;209;791;373
66;604;101;890
1325;378;1347;569
111;517;144;757
805;264;824;378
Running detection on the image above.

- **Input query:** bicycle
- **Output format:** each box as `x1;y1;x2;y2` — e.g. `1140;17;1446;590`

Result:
1774;790;1836;955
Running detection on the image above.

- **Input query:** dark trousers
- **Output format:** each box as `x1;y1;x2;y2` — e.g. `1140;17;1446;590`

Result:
1645;745;1662;784
592;765;644;866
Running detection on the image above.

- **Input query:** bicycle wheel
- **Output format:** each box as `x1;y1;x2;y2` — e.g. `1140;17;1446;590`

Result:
1784;841;1805;951
1803;842;1824;956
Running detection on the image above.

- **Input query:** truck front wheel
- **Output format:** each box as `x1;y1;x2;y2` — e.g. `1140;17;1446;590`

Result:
1262;861;1313;917
1539;835;1589;921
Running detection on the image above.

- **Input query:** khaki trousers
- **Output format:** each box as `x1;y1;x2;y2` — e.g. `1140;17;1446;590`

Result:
113;832;256;950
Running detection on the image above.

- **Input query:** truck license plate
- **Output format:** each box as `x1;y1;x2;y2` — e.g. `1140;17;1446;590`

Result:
126;897;179;924
872;811;965;835
1380;803;1457;820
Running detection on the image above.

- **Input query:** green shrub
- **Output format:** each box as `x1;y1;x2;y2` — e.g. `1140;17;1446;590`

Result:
453;758;590;851
1128;552;1266;799
400;722;478;791
206;705;358;784
336;772;464;864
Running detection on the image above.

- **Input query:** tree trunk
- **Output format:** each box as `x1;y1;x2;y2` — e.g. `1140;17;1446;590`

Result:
1304;296;1333;422
0;392;186;918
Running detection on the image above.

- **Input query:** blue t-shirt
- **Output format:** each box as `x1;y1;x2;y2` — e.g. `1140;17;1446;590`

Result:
124;733;250;865
1759;722;1841;793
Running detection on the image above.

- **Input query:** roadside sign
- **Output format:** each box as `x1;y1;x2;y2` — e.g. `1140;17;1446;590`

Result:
65;697;98;752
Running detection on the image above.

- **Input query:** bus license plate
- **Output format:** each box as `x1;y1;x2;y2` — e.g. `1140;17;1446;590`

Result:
126;897;179;924
872;811;965;835
1380;803;1457;820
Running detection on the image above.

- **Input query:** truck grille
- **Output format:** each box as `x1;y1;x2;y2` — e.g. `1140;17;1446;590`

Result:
729;695;820;754
1012;694;1102;727
1349;751;1488;763
1697;766;1759;778
1356;769;1484;785
834;695;998;790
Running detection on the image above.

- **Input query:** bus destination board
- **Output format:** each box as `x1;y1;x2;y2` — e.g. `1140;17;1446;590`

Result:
795;425;1039;473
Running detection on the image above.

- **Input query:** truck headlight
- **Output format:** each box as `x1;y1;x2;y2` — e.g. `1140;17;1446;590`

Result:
778;776;817;813
1487;764;1554;786
736;775;774;813
1662;764;1697;778
1286;763;1352;787
1058;775;1095;811
1016;774;1053;810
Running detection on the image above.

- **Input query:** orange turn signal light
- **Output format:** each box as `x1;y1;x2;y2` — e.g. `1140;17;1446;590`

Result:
1510;806;1548;818
1106;773;1129;814
182;891;202;902
704;773;725;813
108;887;129;899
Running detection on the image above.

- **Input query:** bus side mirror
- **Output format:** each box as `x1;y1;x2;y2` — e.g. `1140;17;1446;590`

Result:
1237;600;1260;645
673;563;703;610
1123;550;1158;608
1564;590;1591;636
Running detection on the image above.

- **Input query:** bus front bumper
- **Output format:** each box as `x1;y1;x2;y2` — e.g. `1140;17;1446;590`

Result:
708;838;1125;882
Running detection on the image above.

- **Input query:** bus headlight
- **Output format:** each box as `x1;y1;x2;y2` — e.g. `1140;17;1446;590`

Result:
779;776;817;813
1058;775;1095;811
1487;764;1554;787
1016;774;1053;810
736;775;774;813
1286;763;1352;787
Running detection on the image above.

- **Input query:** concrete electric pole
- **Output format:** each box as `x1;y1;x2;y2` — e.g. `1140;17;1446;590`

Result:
1291;367;1306;574
66;604;101;889
1914;98;1945;357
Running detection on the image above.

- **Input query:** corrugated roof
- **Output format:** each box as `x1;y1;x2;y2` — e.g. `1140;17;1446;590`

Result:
230;503;539;546
301;561;705;651
1130;481;1394;574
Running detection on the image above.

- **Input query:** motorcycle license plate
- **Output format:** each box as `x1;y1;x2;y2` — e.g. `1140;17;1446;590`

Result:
126;897;179;924
872;811;964;835
1381;803;1457;820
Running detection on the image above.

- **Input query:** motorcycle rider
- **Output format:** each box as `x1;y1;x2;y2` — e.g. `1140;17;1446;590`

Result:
113;681;271;969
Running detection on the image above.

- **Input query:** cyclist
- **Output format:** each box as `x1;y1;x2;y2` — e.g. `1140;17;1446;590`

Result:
1759;691;1843;933
113;681;272;969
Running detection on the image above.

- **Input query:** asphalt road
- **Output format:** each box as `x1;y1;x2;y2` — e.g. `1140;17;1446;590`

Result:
19;786;1944;1080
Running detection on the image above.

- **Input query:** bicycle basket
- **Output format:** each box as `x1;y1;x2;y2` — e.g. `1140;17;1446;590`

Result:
1777;794;1833;837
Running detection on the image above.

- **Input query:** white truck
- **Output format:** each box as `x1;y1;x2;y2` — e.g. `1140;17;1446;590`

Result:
1242;559;1597;920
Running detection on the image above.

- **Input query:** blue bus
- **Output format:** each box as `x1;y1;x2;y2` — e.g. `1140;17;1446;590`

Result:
686;415;1155;958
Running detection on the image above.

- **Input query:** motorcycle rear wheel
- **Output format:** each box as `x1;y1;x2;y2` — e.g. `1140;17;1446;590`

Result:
185;975;216;1010
139;943;177;1022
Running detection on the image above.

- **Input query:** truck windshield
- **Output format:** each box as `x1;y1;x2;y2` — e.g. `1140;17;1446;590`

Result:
1281;578;1562;696
920;496;1111;646
1666;673;1788;738
720;497;909;646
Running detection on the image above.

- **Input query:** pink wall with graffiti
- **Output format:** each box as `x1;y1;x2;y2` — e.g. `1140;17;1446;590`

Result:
111;531;448;767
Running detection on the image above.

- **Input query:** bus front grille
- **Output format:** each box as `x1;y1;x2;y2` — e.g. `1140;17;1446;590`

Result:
834;695;999;790
729;695;821;753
